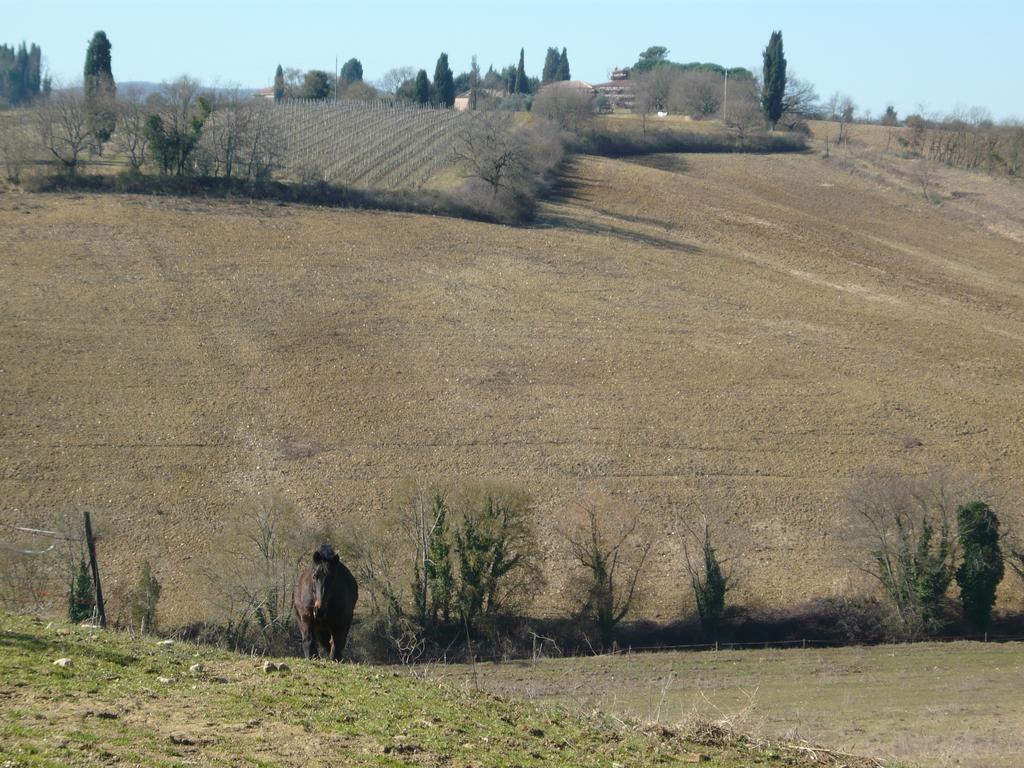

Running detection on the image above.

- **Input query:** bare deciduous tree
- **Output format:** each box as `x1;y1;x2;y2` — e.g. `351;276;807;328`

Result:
35;88;91;174
563;491;652;648
673;71;723;119
454;113;536;196
779;74;819;130
201;491;312;653
532;86;595;135
377;66;417;95
115;85;150;171
837;95;856;144
724;80;764;141
843;469;970;637
0;112;36;183
633;63;676;133
392;479;453;629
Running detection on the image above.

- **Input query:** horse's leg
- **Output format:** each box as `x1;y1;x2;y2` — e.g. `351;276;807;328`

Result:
313;625;331;659
298;619;313;659
330;622;351;661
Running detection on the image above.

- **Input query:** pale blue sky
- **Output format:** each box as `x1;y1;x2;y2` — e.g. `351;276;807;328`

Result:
7;0;1022;119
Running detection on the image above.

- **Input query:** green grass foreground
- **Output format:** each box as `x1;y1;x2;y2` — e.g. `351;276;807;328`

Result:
0;611;885;767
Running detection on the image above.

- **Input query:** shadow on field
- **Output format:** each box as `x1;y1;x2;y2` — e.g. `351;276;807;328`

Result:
621;155;692;174
539;212;702;255
0;627;141;667
539;158;701;254
588;206;686;233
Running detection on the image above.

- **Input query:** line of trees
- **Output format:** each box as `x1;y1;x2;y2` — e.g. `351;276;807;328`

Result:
338;481;735;657
4;467;1018;657
0;41;49;107
541;46;571;85
271;58;373;102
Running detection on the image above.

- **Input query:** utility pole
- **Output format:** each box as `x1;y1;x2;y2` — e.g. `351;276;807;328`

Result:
83;510;106;627
723;70;728;123
334;56;338;101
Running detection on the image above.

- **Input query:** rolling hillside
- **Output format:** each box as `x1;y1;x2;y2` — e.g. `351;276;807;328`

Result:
1;145;1023;623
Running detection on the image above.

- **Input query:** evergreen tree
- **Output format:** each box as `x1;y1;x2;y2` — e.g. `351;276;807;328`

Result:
273;64;285;102
468;55;481;110
956;502;1004;630
340;57;363;87
433;52;454;107
414;69;431;105
761;30;787;129
27;43;41;95
633;46;669;74
555;47;570;81
301;69;333;100
84;31;117;142
514;48;528;94
11;44;29;105
0;41;44;106
541;47;560;85
68;557;94;623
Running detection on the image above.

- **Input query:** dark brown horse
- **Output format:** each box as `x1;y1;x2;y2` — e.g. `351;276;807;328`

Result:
293;544;358;660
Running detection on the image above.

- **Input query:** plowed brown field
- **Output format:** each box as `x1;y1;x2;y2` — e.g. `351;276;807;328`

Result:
2;149;1023;623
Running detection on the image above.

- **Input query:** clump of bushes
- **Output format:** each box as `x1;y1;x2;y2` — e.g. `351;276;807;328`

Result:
579;126;806;157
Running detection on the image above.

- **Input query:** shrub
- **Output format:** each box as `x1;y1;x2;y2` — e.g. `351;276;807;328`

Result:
532;87;595;135
199;490;314;654
68;557;94;623
130;560;162;632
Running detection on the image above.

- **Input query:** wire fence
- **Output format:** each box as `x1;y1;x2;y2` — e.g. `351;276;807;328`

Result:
454;630;1024;666
0;517;105;624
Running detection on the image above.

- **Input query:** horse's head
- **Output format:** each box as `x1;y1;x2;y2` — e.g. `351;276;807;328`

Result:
311;544;340;620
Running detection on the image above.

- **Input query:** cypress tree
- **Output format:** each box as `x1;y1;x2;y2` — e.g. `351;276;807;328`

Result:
468;55;480;110
273;64;285;102
555;47;570;81
956;502;1004;630
27;44;41;97
0;43;41;105
761;30;786;130
514;48;528;94
414;69;431;105
541;47;560;85
84;31;117;142
10;44;28;106
433;53;454;107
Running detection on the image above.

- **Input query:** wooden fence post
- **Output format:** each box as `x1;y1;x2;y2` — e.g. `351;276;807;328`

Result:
83;510;106;628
